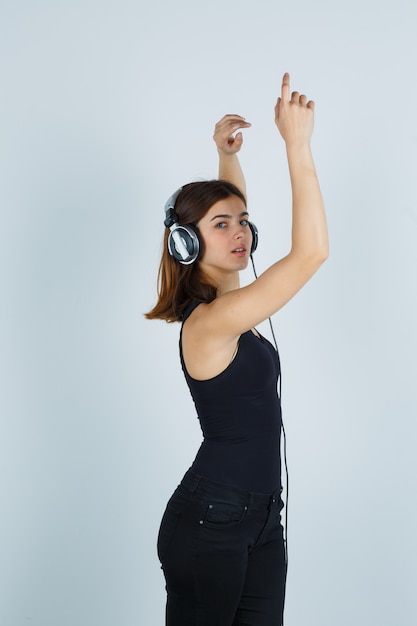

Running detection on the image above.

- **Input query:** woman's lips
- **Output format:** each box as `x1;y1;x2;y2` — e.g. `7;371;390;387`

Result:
232;247;247;257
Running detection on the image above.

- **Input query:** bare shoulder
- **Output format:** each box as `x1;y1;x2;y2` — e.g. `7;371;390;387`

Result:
181;303;239;381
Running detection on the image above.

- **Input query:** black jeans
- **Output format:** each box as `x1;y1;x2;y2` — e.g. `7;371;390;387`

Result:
157;469;287;626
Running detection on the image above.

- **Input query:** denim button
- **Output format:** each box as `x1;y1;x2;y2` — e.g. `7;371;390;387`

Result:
199;520;203;525
209;504;213;509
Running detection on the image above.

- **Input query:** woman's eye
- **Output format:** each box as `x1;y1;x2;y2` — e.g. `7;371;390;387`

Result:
240;219;249;226
215;222;227;228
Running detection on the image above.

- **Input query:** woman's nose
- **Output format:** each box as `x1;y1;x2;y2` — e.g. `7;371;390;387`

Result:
234;223;245;238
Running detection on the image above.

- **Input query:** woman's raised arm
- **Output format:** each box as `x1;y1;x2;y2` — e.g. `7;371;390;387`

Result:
213;114;251;199
275;73;328;261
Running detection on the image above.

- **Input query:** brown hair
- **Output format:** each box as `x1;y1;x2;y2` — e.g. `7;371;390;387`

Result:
145;180;246;323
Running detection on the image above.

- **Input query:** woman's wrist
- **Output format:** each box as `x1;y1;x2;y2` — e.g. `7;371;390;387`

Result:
285;141;314;169
217;149;240;158
284;139;312;153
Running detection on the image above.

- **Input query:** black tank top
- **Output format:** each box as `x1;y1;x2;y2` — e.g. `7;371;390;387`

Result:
180;302;282;494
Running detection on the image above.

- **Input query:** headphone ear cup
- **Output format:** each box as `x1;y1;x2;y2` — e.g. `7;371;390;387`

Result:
167;224;202;265
249;222;258;254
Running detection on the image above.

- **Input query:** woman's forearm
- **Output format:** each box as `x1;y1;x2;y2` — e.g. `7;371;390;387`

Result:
218;152;247;199
286;142;329;261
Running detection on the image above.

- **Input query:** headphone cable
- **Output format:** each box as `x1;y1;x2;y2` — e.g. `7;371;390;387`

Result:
250;255;289;571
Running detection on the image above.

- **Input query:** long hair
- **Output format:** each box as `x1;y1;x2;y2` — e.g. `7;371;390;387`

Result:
145;180;246;323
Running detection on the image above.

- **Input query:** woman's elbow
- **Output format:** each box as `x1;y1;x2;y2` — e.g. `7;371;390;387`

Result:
318;244;329;264
299;245;329;269
302;246;329;275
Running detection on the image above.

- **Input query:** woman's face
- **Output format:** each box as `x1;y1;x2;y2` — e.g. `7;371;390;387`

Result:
196;195;253;278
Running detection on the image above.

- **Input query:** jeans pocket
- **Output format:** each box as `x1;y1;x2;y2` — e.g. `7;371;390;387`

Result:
157;503;181;562
201;500;248;527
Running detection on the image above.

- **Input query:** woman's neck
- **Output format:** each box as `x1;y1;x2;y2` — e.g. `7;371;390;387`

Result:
215;272;241;297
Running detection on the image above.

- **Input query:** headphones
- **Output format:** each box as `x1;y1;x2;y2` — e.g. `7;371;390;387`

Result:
164;188;259;265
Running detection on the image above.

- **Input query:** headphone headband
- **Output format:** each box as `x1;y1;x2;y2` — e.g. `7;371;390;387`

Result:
164;188;183;227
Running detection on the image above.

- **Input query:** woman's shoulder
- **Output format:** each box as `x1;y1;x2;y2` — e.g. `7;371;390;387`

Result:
180;301;240;380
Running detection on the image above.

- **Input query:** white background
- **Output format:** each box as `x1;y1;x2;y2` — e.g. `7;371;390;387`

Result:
1;1;416;625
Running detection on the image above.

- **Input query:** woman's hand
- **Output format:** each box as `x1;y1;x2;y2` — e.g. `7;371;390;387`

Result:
213;114;251;155
275;73;314;146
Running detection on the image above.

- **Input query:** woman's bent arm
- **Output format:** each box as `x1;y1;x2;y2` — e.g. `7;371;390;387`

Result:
213;114;251;199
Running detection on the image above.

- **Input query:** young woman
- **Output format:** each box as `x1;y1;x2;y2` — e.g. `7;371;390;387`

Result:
146;73;328;626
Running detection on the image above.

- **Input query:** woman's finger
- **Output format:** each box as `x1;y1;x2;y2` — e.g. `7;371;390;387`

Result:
215;115;250;128
217;119;251;129
281;73;290;101
214;120;251;148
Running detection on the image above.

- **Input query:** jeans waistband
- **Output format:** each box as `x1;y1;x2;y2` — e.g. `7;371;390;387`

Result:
179;469;282;510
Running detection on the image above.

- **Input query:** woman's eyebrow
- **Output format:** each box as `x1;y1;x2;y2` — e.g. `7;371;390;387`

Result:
210;211;249;222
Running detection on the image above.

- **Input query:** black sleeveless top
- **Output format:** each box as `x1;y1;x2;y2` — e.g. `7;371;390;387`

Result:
180;303;282;494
